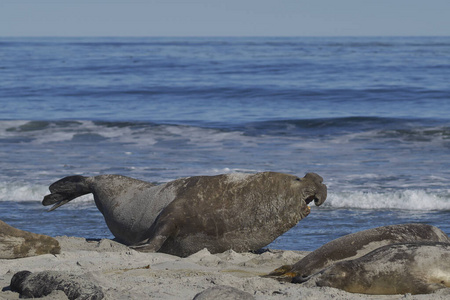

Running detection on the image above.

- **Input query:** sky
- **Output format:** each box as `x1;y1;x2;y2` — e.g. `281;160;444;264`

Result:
1;0;449;37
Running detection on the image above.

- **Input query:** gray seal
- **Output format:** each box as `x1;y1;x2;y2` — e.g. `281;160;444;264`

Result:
43;172;327;257
301;242;450;295
10;270;104;299
267;223;450;281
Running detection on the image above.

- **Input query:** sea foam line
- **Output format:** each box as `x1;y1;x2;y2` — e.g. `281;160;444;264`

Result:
0;182;93;203
326;190;450;211
1;181;449;211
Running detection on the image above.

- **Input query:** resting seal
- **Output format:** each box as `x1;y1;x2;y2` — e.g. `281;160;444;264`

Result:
10;270;104;299
301;242;450;295
268;223;450;281
0;219;60;259
43;172;327;257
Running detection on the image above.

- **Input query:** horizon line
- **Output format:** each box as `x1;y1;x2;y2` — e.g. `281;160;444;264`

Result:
1;34;449;38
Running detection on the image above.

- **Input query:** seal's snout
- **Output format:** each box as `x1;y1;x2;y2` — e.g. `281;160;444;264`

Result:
313;186;327;206
304;195;316;205
304;193;325;207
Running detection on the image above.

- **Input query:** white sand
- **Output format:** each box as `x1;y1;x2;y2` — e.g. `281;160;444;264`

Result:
1;237;448;300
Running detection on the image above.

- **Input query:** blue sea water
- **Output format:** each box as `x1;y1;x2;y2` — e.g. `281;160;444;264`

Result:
1;37;449;251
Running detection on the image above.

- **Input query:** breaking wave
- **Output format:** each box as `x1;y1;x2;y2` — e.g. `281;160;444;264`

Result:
325;190;450;211
0;181;93;203
1;117;449;145
2;181;449;212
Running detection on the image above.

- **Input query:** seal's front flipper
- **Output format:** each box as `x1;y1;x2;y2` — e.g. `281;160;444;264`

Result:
130;235;168;253
130;218;175;253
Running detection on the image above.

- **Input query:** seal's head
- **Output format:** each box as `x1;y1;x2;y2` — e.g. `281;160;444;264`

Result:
300;173;327;206
293;262;352;288
10;270;32;294
272;172;326;220
316;264;350;286
291;173;327;219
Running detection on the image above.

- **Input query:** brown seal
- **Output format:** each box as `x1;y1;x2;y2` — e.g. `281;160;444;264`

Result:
268;223;450;281
301;242;450;295
0;219;60;259
43;172;327;257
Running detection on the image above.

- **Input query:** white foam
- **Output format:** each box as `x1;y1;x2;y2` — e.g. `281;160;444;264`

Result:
0;181;47;201
156;124;254;148
326;190;450;211
0;181;93;203
0;120;29;135
1;179;449;212
0;120;141;145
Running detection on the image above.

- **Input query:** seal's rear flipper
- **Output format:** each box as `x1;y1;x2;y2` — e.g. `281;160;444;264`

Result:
42;175;91;211
261;265;297;282
266;264;293;276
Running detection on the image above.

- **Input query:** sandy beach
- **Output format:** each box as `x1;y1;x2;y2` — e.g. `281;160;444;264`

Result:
1;236;448;300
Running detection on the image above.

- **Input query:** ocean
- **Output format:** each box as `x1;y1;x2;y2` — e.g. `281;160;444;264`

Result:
1;36;449;251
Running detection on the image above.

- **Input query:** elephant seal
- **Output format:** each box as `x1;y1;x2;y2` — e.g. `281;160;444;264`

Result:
0;219;60;259
43;172;327;257
10;270;104;299
300;242;450;295
268;223;450;281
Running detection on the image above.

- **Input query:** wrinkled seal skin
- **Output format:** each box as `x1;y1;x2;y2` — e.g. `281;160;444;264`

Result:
10;270;104;299
268;223;450;281
301;242;450;295
43;172;327;257
134;172;327;256
0;219;60;259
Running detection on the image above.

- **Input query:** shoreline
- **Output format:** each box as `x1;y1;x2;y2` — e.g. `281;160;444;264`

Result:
1;237;448;299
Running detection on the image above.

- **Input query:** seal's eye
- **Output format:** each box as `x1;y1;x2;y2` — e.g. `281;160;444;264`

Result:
295;178;301;181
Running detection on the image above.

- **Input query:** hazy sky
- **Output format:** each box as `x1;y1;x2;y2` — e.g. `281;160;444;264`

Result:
1;0;449;37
